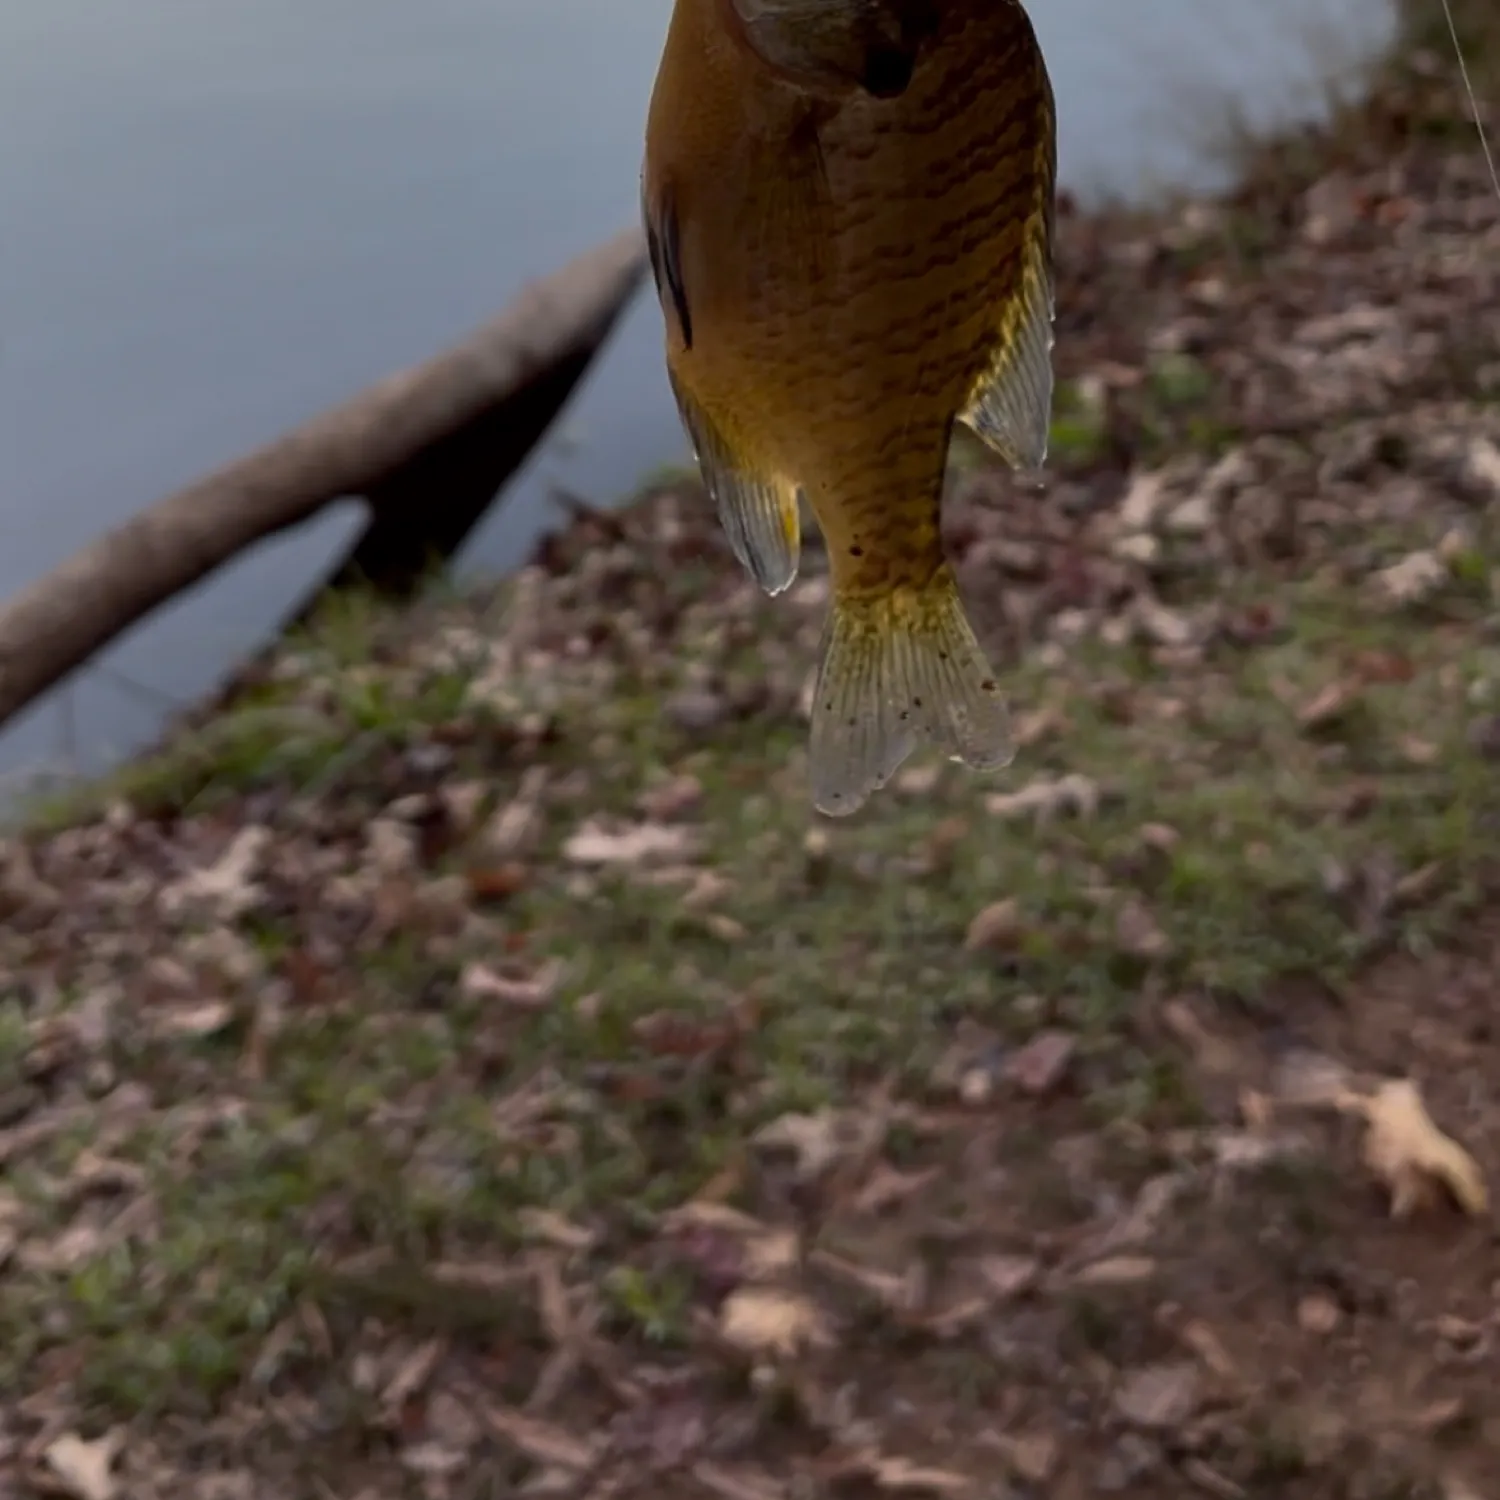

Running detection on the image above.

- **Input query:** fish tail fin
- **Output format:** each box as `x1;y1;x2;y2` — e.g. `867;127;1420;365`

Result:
809;565;1012;816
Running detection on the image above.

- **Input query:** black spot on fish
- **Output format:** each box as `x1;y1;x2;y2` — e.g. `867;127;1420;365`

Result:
860;45;914;99
643;186;693;351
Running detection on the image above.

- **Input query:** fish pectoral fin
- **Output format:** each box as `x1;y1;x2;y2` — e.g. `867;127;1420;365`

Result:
642;178;693;351
669;374;800;596
957;231;1056;473
809;567;1012;817
755;107;835;284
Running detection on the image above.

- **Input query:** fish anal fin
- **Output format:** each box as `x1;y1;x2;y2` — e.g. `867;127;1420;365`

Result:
809;566;1012;817
957;233;1055;473
669;373;800;596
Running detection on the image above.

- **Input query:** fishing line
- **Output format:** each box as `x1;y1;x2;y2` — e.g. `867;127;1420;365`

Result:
1438;0;1500;203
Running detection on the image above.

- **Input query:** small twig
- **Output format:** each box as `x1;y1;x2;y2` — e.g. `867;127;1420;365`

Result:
549;484;630;540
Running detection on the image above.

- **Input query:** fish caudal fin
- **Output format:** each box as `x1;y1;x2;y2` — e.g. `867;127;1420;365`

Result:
669;371;801;595
809;567;1011;816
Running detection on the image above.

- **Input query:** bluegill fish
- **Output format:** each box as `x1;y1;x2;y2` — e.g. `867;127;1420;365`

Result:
642;0;1056;815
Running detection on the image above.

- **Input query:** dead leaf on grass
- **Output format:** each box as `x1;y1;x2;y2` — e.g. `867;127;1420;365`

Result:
1178;1319;1238;1382
1372;548;1447;606
147;999;235;1041
1270;1049;1357;1109
484;1406;602;1470
43;1430;124;1500
1004;1029;1077;1095
517;1207;597;1253
380;1337;446;1418
810;1247;926;1316
562;820;701;867
664;1200;801;1282
851;1161;940;1215
157;825;269;922
1296;678;1363;732
985;773;1101;822
1114;899;1172;959
719;1286;834;1358
976;1253;1040;1301
1274;1056;1486;1218
1297;1293;1341;1335
753;1107;880;1182
838;1451;972;1495
399;1441;467;1479
986;1431;1059;1484
1356;1079;1487;1219
1072;1255;1157;1288
1114;1361;1202;1430
460;960;562;1010
962;898;1024;953
692;1461;788;1500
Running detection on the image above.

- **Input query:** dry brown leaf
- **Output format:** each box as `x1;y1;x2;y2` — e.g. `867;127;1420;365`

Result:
665;1201;800;1280
562;820;701;867
1356;1079;1487;1218
517;1207;596;1253
1114;899;1171;959
976;1253;1040;1301
460;960;562;1010
44;1431;124;1500
1179;1319;1238;1381
753;1108;870;1182
484;1406;601;1470
380;1337;446;1415
149;999;235;1040
1270;1049;1356;1109
1297;678;1362;731
1003;1030;1077;1096
851;1162;940;1215
692;1461;788;1500
988;1432;1059;1484
1114;1361;1203;1430
719;1286;833;1358
962;899;1024;953
810;1248;925;1314
1297;1293;1341;1335
1072;1255;1157;1288
985;773;1100;822
856;1452;971;1495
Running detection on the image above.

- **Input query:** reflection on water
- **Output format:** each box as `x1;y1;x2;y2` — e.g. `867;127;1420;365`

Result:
0;0;1396;782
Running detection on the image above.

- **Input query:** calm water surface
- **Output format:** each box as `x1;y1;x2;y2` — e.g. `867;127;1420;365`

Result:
0;0;1395;781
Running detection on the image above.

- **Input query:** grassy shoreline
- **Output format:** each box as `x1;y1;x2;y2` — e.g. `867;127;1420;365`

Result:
4;8;1500;1497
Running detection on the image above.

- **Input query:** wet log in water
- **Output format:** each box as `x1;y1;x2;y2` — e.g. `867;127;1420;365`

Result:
0;226;649;736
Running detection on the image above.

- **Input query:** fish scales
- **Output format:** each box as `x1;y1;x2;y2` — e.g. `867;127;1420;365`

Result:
644;0;1056;814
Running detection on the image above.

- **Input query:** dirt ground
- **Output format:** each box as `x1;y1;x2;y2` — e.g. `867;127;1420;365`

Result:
4;7;1500;1499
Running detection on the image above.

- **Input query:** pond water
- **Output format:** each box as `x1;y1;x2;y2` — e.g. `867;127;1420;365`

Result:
0;0;1396;785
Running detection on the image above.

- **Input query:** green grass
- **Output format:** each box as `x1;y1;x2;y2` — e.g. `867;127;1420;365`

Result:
5;489;1500;1421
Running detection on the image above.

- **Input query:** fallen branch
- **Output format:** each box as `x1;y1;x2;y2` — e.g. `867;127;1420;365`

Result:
0;226;649;736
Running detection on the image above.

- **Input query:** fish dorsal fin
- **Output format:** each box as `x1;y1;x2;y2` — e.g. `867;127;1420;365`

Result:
957;210;1056;473
668;370;801;596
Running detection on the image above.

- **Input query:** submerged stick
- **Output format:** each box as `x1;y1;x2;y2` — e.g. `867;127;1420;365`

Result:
0;227;648;736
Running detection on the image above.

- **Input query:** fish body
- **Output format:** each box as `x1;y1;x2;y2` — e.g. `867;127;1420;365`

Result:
642;0;1056;815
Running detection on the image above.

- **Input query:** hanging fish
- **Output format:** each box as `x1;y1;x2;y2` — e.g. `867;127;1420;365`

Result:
642;0;1056;815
